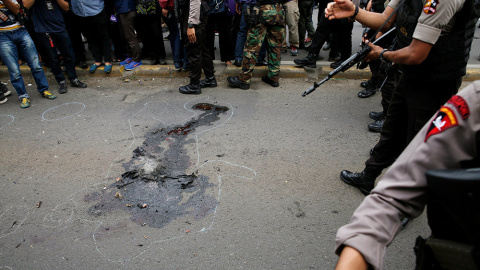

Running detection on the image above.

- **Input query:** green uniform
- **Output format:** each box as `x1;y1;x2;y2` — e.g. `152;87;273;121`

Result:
240;3;285;84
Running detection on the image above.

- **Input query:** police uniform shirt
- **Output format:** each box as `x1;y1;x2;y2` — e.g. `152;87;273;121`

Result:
335;81;480;270
388;0;466;45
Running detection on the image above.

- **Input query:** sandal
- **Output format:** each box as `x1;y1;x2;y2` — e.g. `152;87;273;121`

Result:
104;64;112;74
89;63;100;73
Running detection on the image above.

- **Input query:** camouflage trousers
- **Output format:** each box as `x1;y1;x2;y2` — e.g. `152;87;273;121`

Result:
240;3;286;84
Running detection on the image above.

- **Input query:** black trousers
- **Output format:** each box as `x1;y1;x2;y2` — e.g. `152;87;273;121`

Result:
308;10;353;60
64;10;86;63
182;12;215;84
206;11;235;62
366;74;462;171
72;9;112;63
135;11;167;61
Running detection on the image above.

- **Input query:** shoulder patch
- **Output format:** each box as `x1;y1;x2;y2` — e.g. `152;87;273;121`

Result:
447;95;470;120
423;0;439;14
425;106;458;142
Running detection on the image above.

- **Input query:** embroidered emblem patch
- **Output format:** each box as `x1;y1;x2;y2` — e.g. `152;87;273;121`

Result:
447;95;470;120
423;0;439;14
425;106;458;142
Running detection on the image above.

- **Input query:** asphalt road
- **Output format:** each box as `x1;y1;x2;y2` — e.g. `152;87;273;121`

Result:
2;75;468;269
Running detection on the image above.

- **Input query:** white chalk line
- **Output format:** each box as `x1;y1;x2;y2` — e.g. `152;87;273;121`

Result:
0;115;14;130
41;102;86;121
0;205;31;240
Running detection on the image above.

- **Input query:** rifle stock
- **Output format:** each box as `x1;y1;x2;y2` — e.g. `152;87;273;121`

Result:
301;27;396;97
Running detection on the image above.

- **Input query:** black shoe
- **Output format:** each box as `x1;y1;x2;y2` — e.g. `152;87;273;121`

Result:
179;83;201;95
358;86;376;98
360;80;372;88
227;76;249;90
255;60;268;66
368;117;385;132
369;111;384;121
330;59;345;69
199;76;217;88
340;169;380;195
79;61;88;69
0;83;11;96
261;75;279;87
233;60;242;67
0;93;7;104
70;78;87;88
293;52;317;68
59;82;68;94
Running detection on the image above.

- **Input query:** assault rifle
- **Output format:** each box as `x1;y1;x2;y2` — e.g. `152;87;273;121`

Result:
301;27;396;97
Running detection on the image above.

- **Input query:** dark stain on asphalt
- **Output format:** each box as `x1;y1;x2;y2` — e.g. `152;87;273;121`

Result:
85;103;230;228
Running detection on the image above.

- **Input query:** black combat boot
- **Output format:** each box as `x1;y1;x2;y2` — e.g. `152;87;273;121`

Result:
227;76;250;90
369;111;384;121
339;168;381;195
179;83;201;95
199;76;217;88
293;52;317;68
368;117;385;133
358;85;376;98
261;75;279;87
360;80;372;88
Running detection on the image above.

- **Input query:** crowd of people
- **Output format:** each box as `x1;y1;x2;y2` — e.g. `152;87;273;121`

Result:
0;0;352;103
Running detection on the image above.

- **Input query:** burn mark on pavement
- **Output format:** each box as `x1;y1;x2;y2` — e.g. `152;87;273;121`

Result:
86;103;230;228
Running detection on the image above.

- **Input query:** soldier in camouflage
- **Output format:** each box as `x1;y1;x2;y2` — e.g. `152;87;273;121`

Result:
227;0;286;90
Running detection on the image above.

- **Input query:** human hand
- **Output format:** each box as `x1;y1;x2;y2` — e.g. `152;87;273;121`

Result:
364;41;383;62
187;27;196;43
325;0;355;20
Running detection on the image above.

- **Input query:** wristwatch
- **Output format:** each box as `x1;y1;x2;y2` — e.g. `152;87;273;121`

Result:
187;23;196;28
379;49;389;62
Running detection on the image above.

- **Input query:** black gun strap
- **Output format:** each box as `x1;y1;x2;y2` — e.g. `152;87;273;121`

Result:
368;0;406;44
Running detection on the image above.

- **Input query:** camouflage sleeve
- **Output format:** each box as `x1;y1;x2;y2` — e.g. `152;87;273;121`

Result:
335;81;480;270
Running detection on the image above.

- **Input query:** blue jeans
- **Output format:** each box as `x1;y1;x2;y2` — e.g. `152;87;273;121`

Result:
0;27;49;99
36;31;78;84
163;11;188;65
234;4;266;63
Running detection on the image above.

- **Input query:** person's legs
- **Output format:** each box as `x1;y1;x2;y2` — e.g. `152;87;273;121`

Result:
50;31;78;81
283;0;299;48
119;11;140;62
0;31;29;99
15;28;49;94
234;6;250;63
216;12;235;63
164;12;182;65
36;32;66;84
265;24;285;82
239;23;267;84
298;0;313;48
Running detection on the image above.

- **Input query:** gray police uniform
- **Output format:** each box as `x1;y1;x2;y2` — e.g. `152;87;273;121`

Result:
335;80;480;269
364;0;476;174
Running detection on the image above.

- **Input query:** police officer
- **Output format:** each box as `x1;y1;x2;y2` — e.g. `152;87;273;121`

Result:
227;0;287;90
324;0;477;195
334;81;480;270
178;0;217;95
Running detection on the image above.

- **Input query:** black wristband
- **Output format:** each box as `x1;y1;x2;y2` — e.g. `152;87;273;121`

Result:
350;5;359;19
379;48;389;62
187;23;196;28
